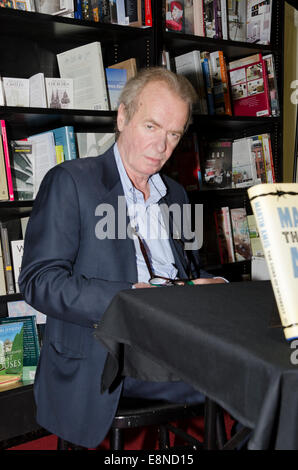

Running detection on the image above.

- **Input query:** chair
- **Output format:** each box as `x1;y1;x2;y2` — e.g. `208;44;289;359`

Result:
56;397;205;451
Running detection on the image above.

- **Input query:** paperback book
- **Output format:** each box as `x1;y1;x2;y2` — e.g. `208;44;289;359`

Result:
0;320;24;387
10;140;34;200
45;78;74;109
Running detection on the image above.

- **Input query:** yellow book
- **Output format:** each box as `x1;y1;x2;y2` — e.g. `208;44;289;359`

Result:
248;183;298;341
55;145;64;164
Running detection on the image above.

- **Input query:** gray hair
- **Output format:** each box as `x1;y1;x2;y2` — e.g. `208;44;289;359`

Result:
116;67;197;136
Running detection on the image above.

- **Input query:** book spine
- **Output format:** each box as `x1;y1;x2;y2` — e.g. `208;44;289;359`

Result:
144;0;152;26
218;51;232;116
194;0;205;36
201;57;215;115
0;120;14;201
0;224;15;294
0;241;7;295
261;57;271;116
0;136;8;201
220;0;228;39
74;0;83;19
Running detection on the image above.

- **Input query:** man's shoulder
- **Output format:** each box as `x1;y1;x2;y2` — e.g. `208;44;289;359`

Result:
161;173;187;199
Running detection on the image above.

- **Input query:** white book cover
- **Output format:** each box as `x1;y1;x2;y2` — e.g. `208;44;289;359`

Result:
76;133;115;158
232;137;259;188
228;0;246;42
10;240;24;293
45;77;74;109
7;300;47;324
35;0;71;15
116;0;127;24
3;77;29;107
27;131;57;197
29;72;47;108
246;0;272;45
57;42;109;111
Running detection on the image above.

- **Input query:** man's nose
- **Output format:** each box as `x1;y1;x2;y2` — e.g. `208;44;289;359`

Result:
155;132;167;153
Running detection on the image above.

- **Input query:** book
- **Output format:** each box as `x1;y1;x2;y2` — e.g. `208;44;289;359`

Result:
209;51;232;115
105;68;127;110
10;239;24;293
165;0;185;33
200;139;233;189
246;0;272;45
263;53;280;117
184;0;194;35
247;183;298;340
232;136;259;188
124;0;142;27
0;136;8;201
27;131;57;197
7;300;47;325
200;52;215;115
57;41;109;111
29;72;47;108
0;1;15;8
109;58;137;81
247;214;264;257
227;0;246;42
193;0;205;36
0;320;24;387
0;76;5;106
174;50;208;114
45;78;74;109
261;132;275;183
144;0;152;26
2;77;29;107
214;206;235;264
0;241;6;295
76;132;115;157
220;0;228;40
203;0;216;38
115;0;126;24
9;140;34;200
0;315;39;382
35;0;73;15
52;126;77;161
14;0;35;11
0;120;14;201
248;134;267;183
0;223;15;294
228;53;271;116
230;207;251;261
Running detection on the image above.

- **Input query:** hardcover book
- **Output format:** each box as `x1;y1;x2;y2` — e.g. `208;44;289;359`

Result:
0;320;24;387
230;207;251;261
45;78;74;109
52;126;77;161
29;72;47;108
209;51;232;115
57;41;109;111
165;0;185;33
105;68;127;110
109;58;137;81
246;0;272;45
10;140;34;200
232;136;259;188
228;53;271;116
248;183;298;340
2;77;29;107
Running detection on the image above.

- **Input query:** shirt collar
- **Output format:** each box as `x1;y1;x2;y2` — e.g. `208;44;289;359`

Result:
113;143;167;204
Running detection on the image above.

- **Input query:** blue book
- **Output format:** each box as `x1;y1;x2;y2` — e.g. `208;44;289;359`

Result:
52;126;77;161
105;68;127;110
201;58;215;115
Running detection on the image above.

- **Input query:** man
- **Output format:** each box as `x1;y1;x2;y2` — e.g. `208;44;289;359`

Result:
19;67;225;448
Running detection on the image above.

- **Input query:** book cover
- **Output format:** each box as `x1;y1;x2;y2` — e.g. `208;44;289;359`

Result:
124;0;142;26
0;321;24;387
2;77;29;107
200;139;232;190
248;134;267;183
261;133;275;183
10;140;34;200
214;206;235;264
174;50;208;114
247;213;264;257
45;78;74;109
76;132;115;158
10;239;24;293
230;207;251;261
52;126;77;161
0;120;14;201
0;315;40;382
247;183;298;340
227;0;246;42
0;136;8;201
165;0;185;33
7;299;47;325
57;41;109;111
229;54;271;116
109;58;137;81
14;0;35;11
27;131;57;197
203;0;216;38
35;0;72;14
201;52;215;115
246;0;272;45
116;0;127;24
29;72;47;108
105;68;127;110
232;136;259;188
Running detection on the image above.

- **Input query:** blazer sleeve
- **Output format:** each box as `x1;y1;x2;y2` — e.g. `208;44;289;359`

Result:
19;165;133;329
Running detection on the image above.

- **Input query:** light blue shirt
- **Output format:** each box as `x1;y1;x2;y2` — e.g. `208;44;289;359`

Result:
114;143;178;283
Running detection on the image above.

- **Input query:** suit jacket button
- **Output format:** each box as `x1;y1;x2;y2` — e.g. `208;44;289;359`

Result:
93;323;98;329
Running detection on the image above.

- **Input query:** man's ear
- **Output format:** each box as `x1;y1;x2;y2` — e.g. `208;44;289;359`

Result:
117;103;126;132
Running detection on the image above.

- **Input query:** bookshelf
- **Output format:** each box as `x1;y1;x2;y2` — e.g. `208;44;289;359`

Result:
0;0;287;447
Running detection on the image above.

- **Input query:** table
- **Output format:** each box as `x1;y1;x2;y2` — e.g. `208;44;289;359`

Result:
94;280;298;450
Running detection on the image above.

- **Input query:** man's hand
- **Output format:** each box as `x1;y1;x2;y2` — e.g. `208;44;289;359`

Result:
191;277;227;285
133;282;153;288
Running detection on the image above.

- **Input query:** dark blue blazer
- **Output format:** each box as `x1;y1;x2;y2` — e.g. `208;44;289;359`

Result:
19;147;207;448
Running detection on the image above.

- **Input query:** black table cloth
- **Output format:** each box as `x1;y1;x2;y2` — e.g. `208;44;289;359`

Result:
94;280;298;450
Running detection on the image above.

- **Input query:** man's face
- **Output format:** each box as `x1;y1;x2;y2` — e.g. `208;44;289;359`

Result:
117;81;189;180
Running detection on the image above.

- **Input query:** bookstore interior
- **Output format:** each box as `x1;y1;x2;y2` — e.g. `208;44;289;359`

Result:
0;0;297;452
